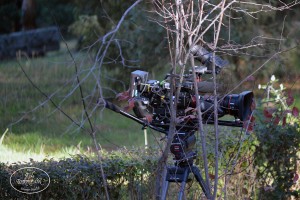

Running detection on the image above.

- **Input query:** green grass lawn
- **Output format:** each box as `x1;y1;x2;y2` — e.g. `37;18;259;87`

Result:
0;43;164;163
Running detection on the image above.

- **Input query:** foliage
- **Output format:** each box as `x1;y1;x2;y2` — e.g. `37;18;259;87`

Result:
0;148;159;200
70;1;168;92
254;75;300;199
220;1;300;82
0;0;21;34
35;0;76;33
69;15;103;50
258;75;299;128
71;0;168;64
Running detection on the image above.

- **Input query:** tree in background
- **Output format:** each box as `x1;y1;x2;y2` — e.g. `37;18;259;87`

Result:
68;1;168;96
21;0;36;30
66;0;300;94
223;0;300;82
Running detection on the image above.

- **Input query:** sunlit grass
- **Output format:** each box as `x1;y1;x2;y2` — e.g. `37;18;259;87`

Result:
0;145;46;164
0;110;160;155
0;141;80;164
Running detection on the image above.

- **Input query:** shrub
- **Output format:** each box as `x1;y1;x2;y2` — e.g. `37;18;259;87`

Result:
68;15;103;50
0;148;158;200
254;75;300;199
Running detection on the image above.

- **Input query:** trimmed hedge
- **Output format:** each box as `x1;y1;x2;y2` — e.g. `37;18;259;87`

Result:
0;148;159;200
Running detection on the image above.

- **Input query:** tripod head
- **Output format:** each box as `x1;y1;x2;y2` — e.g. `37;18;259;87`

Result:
170;132;197;167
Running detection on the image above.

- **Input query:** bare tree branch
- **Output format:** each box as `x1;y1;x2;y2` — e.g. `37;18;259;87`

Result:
152;0;299;199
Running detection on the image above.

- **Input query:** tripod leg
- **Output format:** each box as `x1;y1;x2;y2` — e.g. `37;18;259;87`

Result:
192;166;212;199
177;167;190;200
161;180;169;200
178;181;187;200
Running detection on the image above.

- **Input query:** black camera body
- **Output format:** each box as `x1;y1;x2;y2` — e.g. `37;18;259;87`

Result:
127;68;255;166
129;68;254;130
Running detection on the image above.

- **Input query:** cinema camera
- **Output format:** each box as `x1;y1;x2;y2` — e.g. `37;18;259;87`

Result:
129;69;254;130
122;46;252;130
104;46;255;199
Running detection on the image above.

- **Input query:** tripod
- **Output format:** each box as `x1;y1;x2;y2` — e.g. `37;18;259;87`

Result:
103;101;216;199
160;132;211;200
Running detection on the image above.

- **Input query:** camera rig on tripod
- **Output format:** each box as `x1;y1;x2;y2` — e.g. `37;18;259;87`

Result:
104;45;255;199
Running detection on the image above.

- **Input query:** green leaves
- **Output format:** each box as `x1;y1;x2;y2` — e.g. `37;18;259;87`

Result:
259;75;300;127
0;148;159;199
254;76;300;199
69;15;103;49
